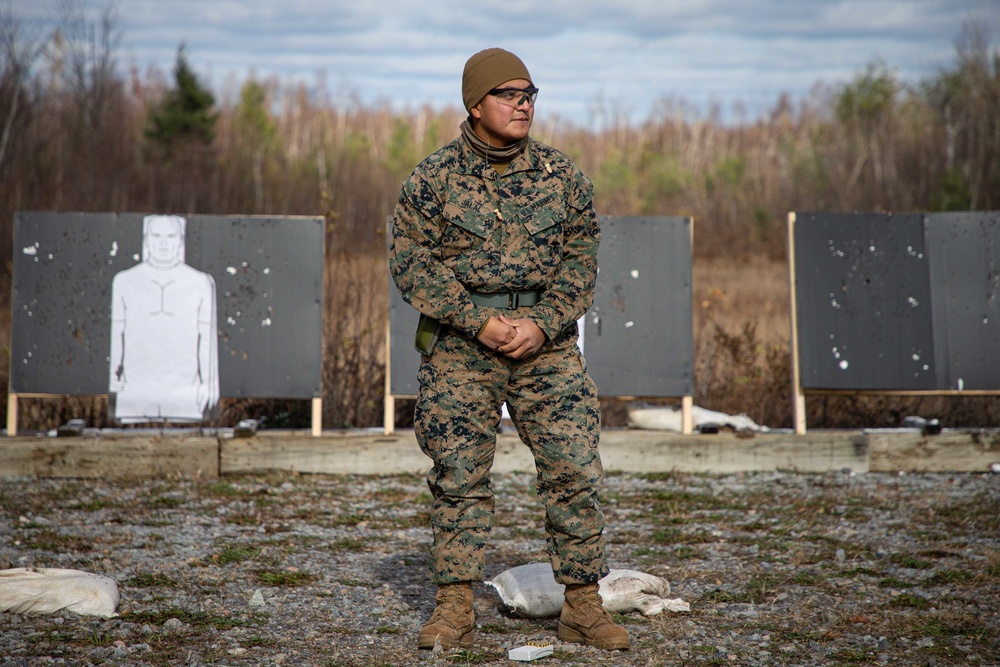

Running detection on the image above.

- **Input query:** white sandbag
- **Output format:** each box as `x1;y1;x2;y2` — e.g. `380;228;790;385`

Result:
0;568;119;618
628;404;765;432
485;562;690;619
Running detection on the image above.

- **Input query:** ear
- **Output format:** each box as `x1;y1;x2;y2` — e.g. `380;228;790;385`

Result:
470;104;483;120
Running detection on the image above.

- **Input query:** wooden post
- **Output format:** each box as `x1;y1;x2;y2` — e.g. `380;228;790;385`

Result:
684;216;694;435
681;395;693;434
787;212;807;434
6;393;17;436
311;397;322;437
383;321;395;435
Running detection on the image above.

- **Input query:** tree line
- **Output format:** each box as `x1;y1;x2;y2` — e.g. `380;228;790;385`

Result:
1;3;998;429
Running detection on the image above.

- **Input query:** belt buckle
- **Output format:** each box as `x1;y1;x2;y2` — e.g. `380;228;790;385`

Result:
507;292;518;309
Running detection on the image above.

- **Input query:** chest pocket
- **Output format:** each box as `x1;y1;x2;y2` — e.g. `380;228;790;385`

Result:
520;192;565;235
442;201;489;239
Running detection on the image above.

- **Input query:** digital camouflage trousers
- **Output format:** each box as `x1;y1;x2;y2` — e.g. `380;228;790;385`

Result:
414;323;609;586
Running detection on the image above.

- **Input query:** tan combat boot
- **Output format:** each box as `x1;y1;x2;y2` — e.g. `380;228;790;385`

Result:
417;582;475;649
558;583;630;650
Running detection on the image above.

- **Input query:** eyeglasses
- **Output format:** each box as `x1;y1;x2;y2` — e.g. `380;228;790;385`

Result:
488;86;539;107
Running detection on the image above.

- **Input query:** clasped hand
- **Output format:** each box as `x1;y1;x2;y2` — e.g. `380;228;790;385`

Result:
477;314;545;359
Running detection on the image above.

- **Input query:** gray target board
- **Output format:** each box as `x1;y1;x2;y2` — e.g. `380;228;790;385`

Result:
11;212;324;401
925;211;1000;390
389;215;694;398
586;216;694;396
792;210;1000;391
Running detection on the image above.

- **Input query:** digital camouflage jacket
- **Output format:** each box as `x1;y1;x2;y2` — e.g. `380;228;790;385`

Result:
389;134;600;342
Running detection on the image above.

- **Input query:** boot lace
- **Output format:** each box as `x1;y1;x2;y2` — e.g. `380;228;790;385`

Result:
430;586;470;621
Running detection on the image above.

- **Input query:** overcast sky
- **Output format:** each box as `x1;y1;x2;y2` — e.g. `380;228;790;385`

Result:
13;0;1000;126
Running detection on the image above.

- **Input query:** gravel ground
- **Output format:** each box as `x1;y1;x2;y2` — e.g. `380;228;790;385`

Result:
0;467;997;666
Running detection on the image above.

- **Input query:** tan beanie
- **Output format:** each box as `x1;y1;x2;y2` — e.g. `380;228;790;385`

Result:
462;48;533;112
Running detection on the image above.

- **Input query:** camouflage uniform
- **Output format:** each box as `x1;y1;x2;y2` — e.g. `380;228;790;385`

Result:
389;133;608;586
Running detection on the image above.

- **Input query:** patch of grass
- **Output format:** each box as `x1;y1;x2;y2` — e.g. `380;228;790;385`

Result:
338;578;379;588
699;588;753;604
286;534;323;548
674;545;699;559
86;630;115;646
374;625;400;635
253;569;316;587
910;611;990;638
690;644;718;654
445;648;493;664
741;518;769;531
888;592;931;609
21;528;93;552
377;512;430;529
890;554;933;569
140;517;175;527
126;572;179;588
202;482;246;498
788;570;823;586
148;496;184;509
225;513;261;526
245;635;280;648
658;490;748;512
826;647;876;664
71;499;120;512
918;548;960;559
214;544;263;565
372;488;415;503
745;575;780;603
330;513;365;527
125;607;262;631
477;622;513;634
933;497;1000;532
650;528;682;544
840;566;879;577
332;537;367;552
635;471;686;483
878;577;914;588
928;568;975;585
838;507;871;521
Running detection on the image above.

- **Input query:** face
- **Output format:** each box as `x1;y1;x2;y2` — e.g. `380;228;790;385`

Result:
470;78;535;147
146;217;183;264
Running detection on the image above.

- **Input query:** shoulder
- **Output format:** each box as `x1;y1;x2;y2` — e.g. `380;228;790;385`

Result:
398;137;465;213
174;263;216;286
527;138;581;172
526;138;593;206
409;137;465;182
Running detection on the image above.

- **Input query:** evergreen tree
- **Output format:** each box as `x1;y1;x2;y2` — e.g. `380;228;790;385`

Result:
146;44;217;149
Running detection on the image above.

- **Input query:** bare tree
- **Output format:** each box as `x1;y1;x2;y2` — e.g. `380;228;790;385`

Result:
0;0;44;175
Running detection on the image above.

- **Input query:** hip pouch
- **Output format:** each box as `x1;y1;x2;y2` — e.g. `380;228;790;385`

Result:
414;313;444;356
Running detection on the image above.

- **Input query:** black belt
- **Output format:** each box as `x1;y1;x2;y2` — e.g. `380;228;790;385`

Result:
469;289;543;309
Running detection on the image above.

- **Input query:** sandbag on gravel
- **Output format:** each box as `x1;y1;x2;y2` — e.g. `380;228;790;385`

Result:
0;568;119;618
486;562;690;619
628;404;766;432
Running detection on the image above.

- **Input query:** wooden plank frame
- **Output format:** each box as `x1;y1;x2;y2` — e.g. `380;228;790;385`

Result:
6;392;323;437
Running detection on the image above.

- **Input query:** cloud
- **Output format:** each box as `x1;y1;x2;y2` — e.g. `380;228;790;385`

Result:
12;0;999;124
